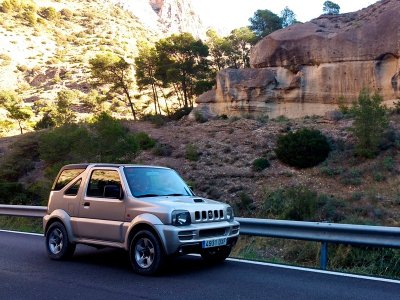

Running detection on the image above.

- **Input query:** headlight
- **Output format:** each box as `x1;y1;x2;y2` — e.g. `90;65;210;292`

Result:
171;210;191;226
226;207;234;222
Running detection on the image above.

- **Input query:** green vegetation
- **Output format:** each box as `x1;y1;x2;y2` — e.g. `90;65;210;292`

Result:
38;7;59;21
0;90;33;134
350;90;389;158
248;9;282;41
185;144;199;161
89;52;137;119
0;113;155;205
252;157;270;172
275;128;331;168
323;1;341;15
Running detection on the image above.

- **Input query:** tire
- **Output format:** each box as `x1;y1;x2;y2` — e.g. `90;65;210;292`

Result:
129;230;165;275
201;246;231;264
45;222;76;260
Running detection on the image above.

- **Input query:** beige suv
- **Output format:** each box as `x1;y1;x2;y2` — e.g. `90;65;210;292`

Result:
43;164;239;275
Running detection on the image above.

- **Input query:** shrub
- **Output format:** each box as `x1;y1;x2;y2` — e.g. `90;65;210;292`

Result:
134;132;155;150
252;157;270;172
0;133;39;181
60;8;73;20
169;107;192;120
194;111;207;123
350;90;389;158
153;143;173;157
185;144;199;161
34;112;56;130
262;186;318;221
0;53;12;66
235;192;255;214
38;7;59;21
275;128;331;168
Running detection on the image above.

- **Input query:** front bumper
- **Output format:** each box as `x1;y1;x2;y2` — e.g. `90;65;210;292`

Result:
155;220;240;255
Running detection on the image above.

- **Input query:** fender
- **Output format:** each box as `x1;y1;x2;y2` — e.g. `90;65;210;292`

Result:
123;213;167;251
44;209;77;243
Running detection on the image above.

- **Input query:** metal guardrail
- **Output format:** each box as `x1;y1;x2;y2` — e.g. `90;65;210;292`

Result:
236;217;400;269
0;205;46;218
1;205;400;270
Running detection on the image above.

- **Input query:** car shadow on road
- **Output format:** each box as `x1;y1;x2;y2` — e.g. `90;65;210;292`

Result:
70;244;229;277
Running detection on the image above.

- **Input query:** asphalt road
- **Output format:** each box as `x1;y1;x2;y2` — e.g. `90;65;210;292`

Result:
1;231;399;300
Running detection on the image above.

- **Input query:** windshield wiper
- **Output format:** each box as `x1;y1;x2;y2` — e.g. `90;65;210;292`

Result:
164;193;186;196
136;194;160;198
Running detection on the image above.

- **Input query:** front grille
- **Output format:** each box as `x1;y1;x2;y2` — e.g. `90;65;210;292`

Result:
194;209;224;222
199;227;227;238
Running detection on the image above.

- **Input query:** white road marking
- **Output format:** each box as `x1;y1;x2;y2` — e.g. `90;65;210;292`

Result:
227;257;400;284
2;229;400;284
0;229;43;236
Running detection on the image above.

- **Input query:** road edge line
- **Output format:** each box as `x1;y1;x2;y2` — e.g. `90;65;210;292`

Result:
227;257;400;284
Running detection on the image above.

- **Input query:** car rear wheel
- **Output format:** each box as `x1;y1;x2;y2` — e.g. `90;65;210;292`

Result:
129;230;164;275
45;222;76;260
201;246;231;263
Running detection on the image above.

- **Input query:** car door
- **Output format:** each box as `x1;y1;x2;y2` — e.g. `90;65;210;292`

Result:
77;168;126;242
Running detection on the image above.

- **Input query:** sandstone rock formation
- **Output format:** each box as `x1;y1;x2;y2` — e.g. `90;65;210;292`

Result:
113;0;206;39
195;0;400;119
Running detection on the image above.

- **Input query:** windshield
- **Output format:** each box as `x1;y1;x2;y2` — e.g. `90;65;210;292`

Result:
123;167;193;198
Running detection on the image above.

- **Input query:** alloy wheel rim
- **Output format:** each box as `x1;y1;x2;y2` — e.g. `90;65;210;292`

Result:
134;237;155;268
49;228;63;254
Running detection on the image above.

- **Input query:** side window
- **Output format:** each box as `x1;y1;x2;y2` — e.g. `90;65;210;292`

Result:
53;169;85;191
64;179;82;196
87;170;122;198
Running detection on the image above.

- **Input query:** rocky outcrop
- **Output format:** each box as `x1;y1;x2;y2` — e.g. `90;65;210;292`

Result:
195;0;400;118
113;0;206;39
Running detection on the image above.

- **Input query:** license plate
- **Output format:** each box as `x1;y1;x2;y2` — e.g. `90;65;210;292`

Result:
202;237;227;248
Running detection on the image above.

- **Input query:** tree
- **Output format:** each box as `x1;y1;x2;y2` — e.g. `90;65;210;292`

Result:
323;1;340;15
0;90;32;134
249;9;282;41
135;43;165;115
52;89;77;126
155;33;210;109
205;29;232;71
226;27;256;68
280;7;297;28
89;52;137;120
350;90;389;158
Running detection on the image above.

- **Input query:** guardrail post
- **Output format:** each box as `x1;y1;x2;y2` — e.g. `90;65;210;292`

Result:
320;241;328;270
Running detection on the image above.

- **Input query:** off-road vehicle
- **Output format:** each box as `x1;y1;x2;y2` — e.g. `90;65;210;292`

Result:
43;164;240;275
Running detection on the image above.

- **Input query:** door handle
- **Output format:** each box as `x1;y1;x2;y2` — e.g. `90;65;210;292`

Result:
83;202;90;208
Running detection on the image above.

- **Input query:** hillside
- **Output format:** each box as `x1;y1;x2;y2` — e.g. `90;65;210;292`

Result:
0;0;205;132
2;112;400;227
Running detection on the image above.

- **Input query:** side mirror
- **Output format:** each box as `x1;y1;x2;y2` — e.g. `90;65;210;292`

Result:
104;184;123;199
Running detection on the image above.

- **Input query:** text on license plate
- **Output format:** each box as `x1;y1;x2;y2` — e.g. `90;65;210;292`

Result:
202;237;227;248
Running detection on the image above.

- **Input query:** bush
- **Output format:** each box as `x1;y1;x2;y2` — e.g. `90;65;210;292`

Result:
134;132;155;150
275;128;331;168
262;186;318;221
60;8;73;20
38;7;59;21
152;143;173;157
169;107;192;120
350;90;388;158
252;157;270;172
0;133;39;181
185;144;199;161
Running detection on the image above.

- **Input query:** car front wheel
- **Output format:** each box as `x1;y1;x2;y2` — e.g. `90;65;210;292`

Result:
45;222;76;260
129;230;164;275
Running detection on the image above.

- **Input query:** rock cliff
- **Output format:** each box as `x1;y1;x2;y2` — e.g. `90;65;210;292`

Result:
195;0;400;119
113;0;206;39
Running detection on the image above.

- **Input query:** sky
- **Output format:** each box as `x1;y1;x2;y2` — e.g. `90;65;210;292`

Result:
191;0;379;34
